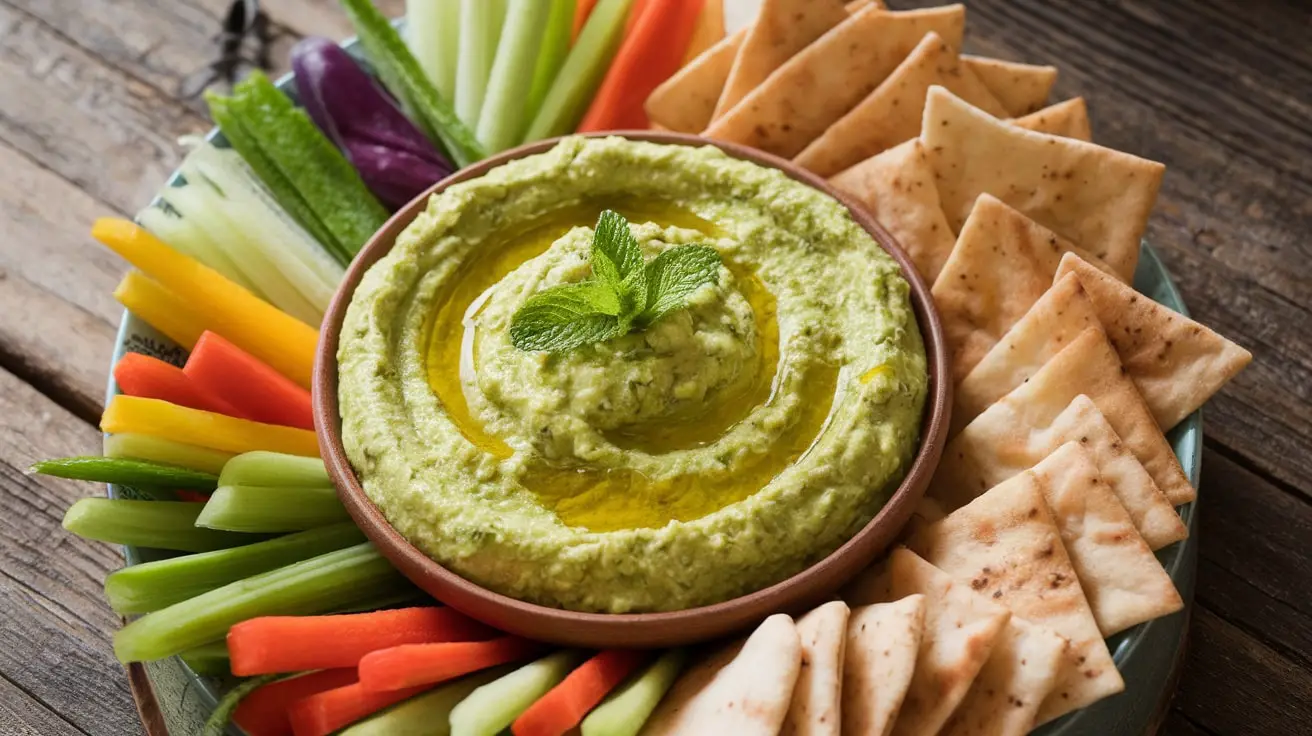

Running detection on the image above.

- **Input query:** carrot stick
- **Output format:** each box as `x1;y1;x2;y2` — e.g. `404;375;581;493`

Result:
572;0;600;41
623;0;651;35
511;649;648;736
234;668;358;736
93;218;319;389
114;270;208;350
185;332;315;431
114;352;249;419
228;607;495;676
357;636;543;692
102;395;321;458
288;681;430;736
577;0;705;131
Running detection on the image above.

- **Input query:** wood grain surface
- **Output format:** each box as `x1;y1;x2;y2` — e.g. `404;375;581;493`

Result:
0;0;1306;734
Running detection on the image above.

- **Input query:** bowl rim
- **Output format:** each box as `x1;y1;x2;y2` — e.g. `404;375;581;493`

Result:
312;130;952;648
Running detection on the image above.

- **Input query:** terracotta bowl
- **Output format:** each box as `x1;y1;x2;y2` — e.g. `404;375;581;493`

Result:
313;131;951;649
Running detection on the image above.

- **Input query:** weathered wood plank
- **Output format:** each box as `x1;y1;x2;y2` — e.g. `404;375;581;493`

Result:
1160;710;1217;736
258;0;405;40
0;675;86;736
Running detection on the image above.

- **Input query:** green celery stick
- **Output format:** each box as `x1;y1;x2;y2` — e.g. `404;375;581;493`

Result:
113;542;409;662
339;0;487;168
63;498;258;552
455;0;507;128
476;0;552;153
340;667;510;736
32;456;219;491
105;433;235;476
581;649;687;736
407;0;462;101
195;486;348;533
105;522;366;614
226;73;390;259
179;641;231;677
202;673;283;736
206;94;342;258
218;451;331;489
449;650;586;736
523;0;634;142
524;0;575;129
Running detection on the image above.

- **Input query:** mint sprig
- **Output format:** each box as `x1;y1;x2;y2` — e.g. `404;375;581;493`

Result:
509;210;722;353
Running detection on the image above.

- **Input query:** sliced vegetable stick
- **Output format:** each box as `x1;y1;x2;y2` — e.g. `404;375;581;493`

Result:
512;649;649;736
524;0;636;141
113;270;207;351
526;0;576;124
338;667;509;736
235;668;359;736
62;498;256;552
580;649;687;736
407;0;462;101
219;452;331;489
358;636;543;692
455;0;508;127
477;0;553;152
31;455;219;491
195;485;348;533
115;352;249;419
185;332;314;430
137;204;257;293
574;0;600;40
101;396;321;458
289;682;432;736
104;432;234;476
681;0;723;62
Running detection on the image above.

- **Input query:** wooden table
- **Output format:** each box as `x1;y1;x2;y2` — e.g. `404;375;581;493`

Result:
0;0;1307;734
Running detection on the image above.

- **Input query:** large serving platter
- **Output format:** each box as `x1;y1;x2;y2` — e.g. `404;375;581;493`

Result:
105;32;1200;736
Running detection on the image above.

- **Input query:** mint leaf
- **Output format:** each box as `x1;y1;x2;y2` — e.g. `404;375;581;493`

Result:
509;281;624;352
592;210;645;295
638;245;722;326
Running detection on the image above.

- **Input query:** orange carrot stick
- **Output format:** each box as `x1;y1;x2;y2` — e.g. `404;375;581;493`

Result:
512;649;649;736
573;0;600;40
114;352;249;419
623;0;652;35
577;0;706;131
357;636;542;692
228;607;494;676
288;682;430;736
185;332;315;431
234;668;358;736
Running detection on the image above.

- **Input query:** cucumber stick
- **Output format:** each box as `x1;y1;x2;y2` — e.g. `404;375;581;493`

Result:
218;451;331;489
582;649;687;736
476;0;552;153
407;0;462;101
524;0;576;128
195;485;348;533
340;667;510;736
449;650;586;736
32;456;218;491
63;498;258;552
523;0;634;142
454;0;507;129
105;433;235;476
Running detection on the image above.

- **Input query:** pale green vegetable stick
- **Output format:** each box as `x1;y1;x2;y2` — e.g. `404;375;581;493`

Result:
582;649;687;736
523;0;634;142
105;433;235;476
63;498;258;552
407;0;462;100
477;0;553;152
524;0;575;128
195;485;348;533
218;451;331;489
454;0;508;128
340;667;510;736
449;650;586;736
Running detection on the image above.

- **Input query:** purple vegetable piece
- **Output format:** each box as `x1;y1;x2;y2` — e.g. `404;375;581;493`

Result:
292;36;452;209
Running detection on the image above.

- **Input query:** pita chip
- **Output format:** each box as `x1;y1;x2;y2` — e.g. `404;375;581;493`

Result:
933;393;1188;550
1056;253;1253;429
705;5;967;158
713;0;851;120
930;194;1117;381
781;601;850;736
795;32;1006;177
960;55;1057;116
1012;97;1093;141
646;31;745;133
829;140;956;282
922;86;1163;282
842;595;926;736
846;548;1011;736
940;617;1068;736
908;475;1125;724
644;614;802;736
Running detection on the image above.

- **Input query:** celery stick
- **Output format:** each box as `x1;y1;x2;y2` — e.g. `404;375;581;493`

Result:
449;651;586;736
105;522;366;614
408;0;462;101
455;0;507;129
113;543;408;662
137;204;257;293
581;649;687;736
341;667;510;736
524;0;575;129
105;433;235;476
476;0;552;153
523;0;634;141
218;451;331;489
63;498;259;552
202;673;282;736
339;0;487;168
32;456;218;491
195;486;348;533
179;641;231;676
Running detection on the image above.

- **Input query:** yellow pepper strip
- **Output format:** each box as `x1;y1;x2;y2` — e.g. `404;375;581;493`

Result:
113;270;207;350
102;396;321;458
93;218;319;389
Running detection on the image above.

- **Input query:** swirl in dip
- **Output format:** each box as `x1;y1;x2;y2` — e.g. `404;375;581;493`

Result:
337;137;928;612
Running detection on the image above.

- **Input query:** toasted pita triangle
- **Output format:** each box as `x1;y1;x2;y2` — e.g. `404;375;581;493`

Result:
933;393;1187;550
829;140;956;282
782;601;850;736
846;548;1011;736
1012;98;1092;141
645;30;745;133
794;32;1005;177
960;55;1057;116
705;5;967;158
908;475;1124;724
681;0;726;63
712;0;851;120
921;86;1163;282
930;194;1118;382
940;616;1067;736
842;595;926;736
644;614;802;735
1056;253;1253;428
1029;442;1183;635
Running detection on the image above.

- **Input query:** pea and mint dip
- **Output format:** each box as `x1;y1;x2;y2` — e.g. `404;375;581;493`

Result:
337;136;928;613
